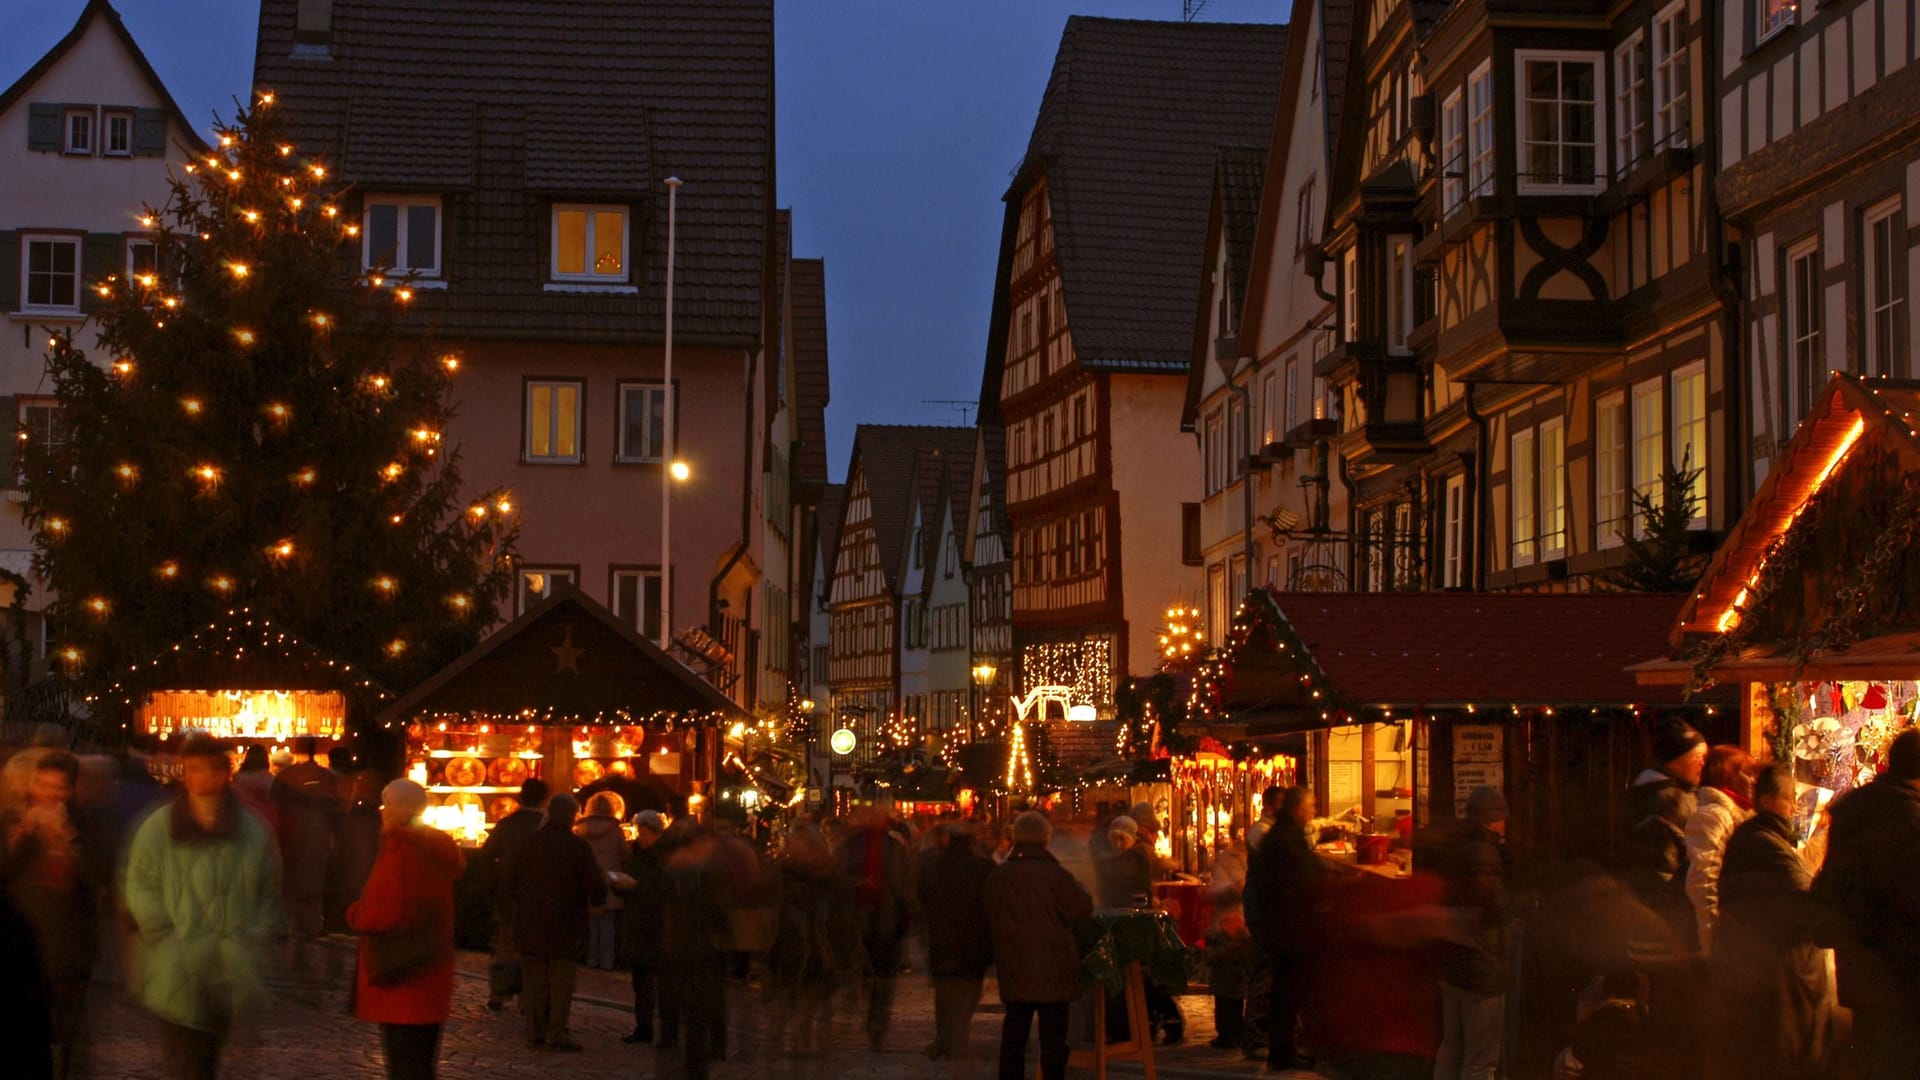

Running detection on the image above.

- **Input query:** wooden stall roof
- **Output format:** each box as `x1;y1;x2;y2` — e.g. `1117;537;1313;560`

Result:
1222;589;1729;732
375;584;742;724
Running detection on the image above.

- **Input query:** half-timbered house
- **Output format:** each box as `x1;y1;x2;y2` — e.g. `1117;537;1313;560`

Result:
980;17;1287;709
1319;0;1736;592
1715;0;1920;488
963;423;1014;735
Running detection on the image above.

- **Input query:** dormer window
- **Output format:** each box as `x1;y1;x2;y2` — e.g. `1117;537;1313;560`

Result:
63;109;92;155
1516;52;1605;194
363;196;441;278
552;205;627;282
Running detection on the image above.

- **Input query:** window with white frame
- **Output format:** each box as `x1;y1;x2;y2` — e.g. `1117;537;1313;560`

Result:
517;566;577;613
1540;418;1567;557
1442;474;1465;588
1204;410;1225;494
63;108;91;155
1441;88;1466;213
1595;390;1628;547
1260;371;1277;445
1511;426;1537;566
16;398;69;486
1341;247;1359;342
1517;52;1604;193
551;205;628;281
1865;199;1905;378
364;196;441;277
1285;361;1300;436
1785;239;1822;426
613;568;663;641
617;382;671;463
1230;556;1248;610
525;379;583;463
1632;377;1666;523
1671;362;1707;525
20;236;80;313
1388;235;1414;353
1227;396;1246;477
1468;61;1495;197
1652;3;1690;150
1614;33;1647;175
104;110;133;157
125;238;157;280
1296;179;1317;250
1758;0;1796;43
1208;563;1227;644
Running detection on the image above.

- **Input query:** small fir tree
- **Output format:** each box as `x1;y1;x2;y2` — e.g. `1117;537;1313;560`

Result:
1606;452;1705;593
22;96;517;689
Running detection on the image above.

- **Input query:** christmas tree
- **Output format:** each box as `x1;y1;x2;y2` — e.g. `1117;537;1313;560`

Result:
21;95;517;692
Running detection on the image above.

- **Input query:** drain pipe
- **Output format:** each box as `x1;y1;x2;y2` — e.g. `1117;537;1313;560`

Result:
1464;384;1490;591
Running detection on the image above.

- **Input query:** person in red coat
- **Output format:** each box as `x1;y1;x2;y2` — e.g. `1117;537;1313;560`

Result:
349;779;465;1080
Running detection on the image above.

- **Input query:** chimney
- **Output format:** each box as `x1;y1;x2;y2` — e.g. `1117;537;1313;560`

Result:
295;0;334;53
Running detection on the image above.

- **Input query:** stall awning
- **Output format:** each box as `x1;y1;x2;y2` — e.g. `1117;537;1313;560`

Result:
1220;589;1730;733
374;584;743;725
1633;632;1920;686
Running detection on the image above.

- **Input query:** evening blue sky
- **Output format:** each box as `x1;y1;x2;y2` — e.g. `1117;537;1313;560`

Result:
3;0;1279;479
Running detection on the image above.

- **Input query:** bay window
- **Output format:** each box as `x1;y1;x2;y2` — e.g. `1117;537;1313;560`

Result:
1517;52;1604;193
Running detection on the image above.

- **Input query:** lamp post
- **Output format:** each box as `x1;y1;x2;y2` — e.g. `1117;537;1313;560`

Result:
659;176;682;649
971;660;998;743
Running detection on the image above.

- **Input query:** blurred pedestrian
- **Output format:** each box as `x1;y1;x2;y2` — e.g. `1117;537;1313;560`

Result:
660;815;728;1079
767;821;848;1074
1094;815;1150;908
0;886;53;1080
121;733;281;1080
508;792;605;1051
1685;745;1755;956
1709;764;1833;1080
987;811;1092;1080
477;777;548;1011
576;791;626;971
838;798;912;1050
273;737;342;986
618;809;668;1045
1246;785;1322;1073
919;821;995;1060
1247;784;1285;853
1;749;94;1078
1434;786;1511;1080
1816;727;1920;1078
331;768;384;933
231;744;276;828
348;779;464;1080
1621;718;1706;1076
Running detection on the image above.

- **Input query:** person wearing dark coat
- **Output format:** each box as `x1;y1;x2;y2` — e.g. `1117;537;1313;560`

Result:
1;750;92;1079
1433;787;1512;1080
985;811;1093;1080
506;793;606;1051
616;811;668;1044
0;886;53;1080
837;801;913;1050
918;822;996;1060
477;777;547;1010
1246;785;1324;1072
1709;764;1833;1080
1815;727;1920;1079
1621;718;1707;1077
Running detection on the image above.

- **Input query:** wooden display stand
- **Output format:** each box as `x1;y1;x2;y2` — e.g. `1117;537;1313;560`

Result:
1069;960;1156;1080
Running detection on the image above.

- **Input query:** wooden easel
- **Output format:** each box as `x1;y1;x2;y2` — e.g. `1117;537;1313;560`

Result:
1069;959;1156;1080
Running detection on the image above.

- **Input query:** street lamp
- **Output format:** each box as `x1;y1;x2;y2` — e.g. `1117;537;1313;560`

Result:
658;176;682;649
971;661;998;742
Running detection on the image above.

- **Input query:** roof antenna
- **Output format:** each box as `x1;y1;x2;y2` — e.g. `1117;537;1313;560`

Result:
1183;0;1209;21
922;400;976;425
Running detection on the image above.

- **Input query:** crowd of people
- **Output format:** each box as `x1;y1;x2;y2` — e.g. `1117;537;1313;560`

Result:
3;720;1920;1080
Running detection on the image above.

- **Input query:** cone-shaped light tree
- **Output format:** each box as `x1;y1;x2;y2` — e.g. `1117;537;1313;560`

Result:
21;95;518;690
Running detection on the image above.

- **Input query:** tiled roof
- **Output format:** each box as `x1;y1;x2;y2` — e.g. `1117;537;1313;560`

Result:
1223;590;1726;717
790;258;831;486
1217;144;1267;325
1016;17;1287;373
1319;0;1356;178
813;482;846;605
849;425;975;592
252;0;774;346
909;436;978;593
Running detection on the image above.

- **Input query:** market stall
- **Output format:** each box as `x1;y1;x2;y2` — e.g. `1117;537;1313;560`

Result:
1192;587;1734;870
373;584;744;845
96;607;388;772
1635;373;1920;855
1167;746;1296;874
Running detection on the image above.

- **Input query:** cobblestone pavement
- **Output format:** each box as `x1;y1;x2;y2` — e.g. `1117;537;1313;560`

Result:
79;939;1295;1079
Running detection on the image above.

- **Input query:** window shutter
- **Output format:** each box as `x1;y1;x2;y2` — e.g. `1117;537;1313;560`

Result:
27;104;60;151
80;234;121;313
132;108;168;156
0;233;18;312
0;396;18;487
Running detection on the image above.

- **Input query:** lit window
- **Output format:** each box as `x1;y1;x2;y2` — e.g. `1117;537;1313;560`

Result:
1864;199;1905;378
617;382;671;463
1517;52;1604;193
1388;235;1413;353
63;108;92;155
1441;88;1466;213
20;236;80;313
517;567;577;613
1442;474;1465;588
1758;0;1796;44
1652;3;1690;150
363;196;441;277
1296;179;1317;250
1632;377;1666;526
104;110;133;157
1615;33;1647;175
1784;240;1822;426
1539;418;1566;558
1671;363;1707;526
553;205;627;281
1511;426;1536;567
1595;391;1627;547
1467;61;1495;197
612;569;663;641
1341;247;1359;342
525;380;583;463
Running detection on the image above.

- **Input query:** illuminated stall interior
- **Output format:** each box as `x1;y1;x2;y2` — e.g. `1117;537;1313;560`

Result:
1639;374;1920;854
375;585;743;845
1168;748;1295;873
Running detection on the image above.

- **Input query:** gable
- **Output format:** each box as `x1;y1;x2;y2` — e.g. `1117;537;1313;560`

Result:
0;1;206;156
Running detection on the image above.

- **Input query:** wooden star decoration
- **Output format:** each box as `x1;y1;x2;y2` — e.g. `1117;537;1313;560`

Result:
551;625;585;674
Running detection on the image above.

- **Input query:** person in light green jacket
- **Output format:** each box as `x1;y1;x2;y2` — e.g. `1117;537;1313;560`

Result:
121;733;281;1079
